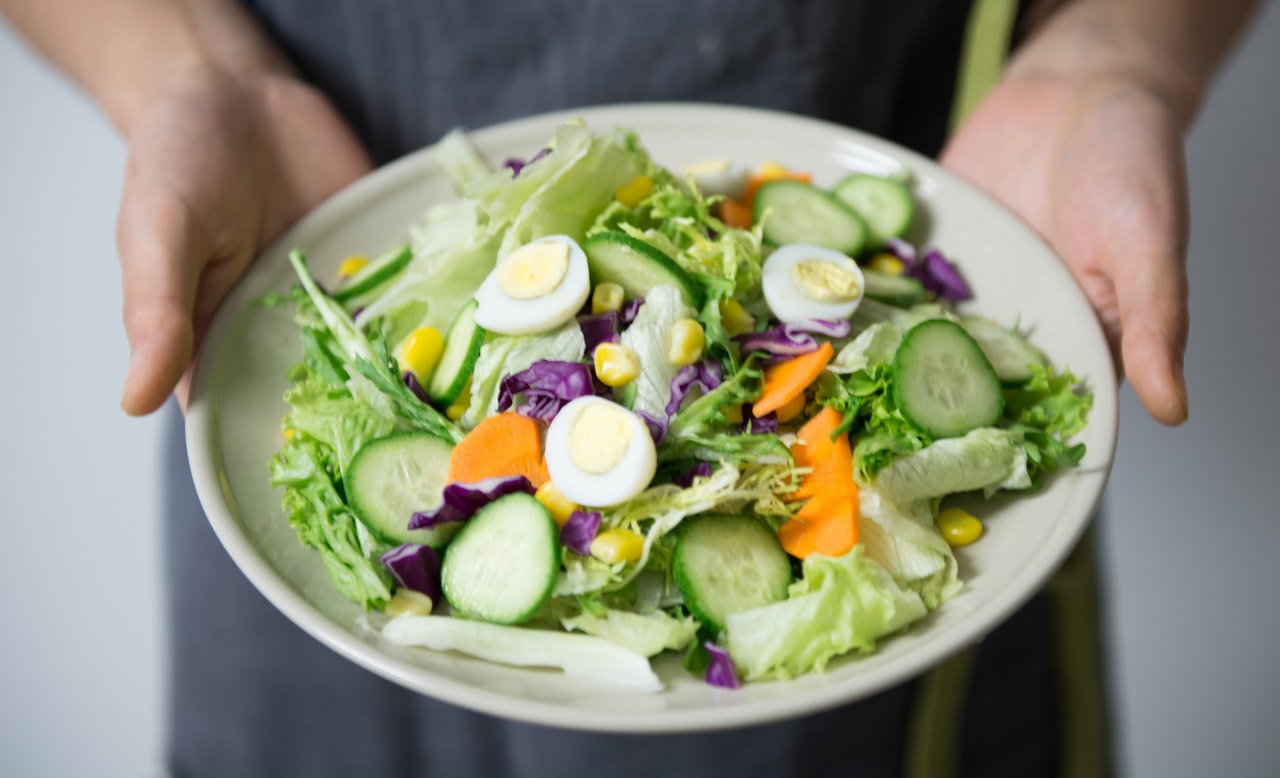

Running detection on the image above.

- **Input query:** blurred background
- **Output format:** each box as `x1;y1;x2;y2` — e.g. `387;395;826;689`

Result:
2;5;1277;776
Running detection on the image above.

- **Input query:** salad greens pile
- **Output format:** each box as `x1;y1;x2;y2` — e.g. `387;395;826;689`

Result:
265;121;1092;690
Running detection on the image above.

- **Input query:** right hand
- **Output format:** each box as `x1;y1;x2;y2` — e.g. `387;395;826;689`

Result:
117;65;371;415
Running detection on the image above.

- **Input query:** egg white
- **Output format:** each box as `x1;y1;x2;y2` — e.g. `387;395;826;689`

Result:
761;243;866;323
473;234;591;335
544;396;657;509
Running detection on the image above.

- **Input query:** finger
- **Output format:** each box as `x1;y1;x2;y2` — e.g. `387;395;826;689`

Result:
117;167;203;417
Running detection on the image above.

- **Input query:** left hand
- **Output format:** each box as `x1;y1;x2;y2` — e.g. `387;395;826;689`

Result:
941;71;1190;426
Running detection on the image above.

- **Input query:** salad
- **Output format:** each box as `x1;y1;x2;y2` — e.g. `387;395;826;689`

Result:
265;121;1092;692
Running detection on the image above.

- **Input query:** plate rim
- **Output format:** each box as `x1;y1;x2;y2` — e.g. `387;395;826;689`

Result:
185;100;1119;733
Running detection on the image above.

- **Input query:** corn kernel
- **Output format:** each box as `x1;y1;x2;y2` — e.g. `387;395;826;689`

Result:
384;589;434;618
445;378;472;421
724;404;744;425
337;255;369;279
590;528;645;565
668;319;705;366
614;175;654;207
591;282;625;315
535;481;581;527
718;298;756;337
936;507;984;547
868;253;906;275
757;161;789;178
776;392;807;423
283;427;296;441
593;342;641;387
397;326;445;380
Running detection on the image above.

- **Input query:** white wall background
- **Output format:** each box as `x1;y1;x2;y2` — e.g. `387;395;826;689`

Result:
1;5;1277;776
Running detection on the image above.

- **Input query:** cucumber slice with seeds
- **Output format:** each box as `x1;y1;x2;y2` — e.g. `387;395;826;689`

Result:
441;493;559;625
832;174;915;248
332;244;413;304
427;299;485;407
347;431;456;548
892;319;1004;438
581;231;704;309
754;180;867;256
673;514;792;636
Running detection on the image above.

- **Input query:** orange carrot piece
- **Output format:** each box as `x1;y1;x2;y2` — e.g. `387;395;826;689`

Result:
752;342;834;418
447;412;550;488
718;198;755;230
778;405;859;559
775;391;808;424
778;499;856;559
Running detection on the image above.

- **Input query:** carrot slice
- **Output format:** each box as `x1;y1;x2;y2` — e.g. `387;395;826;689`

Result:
778;500;856;560
778;406;859;559
752;342;834;418
718;198;755;229
447;412;550;487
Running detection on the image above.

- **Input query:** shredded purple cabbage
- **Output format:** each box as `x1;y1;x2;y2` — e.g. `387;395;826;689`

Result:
635;409;669;445
559;511;602;556
673;461;713;488
401;372;430;404
620;297;645;325
498;360;596;423
379;543;442;604
917;248;973;301
734;319;852;356
578;312;620;355
665;359;725;417
502;147;550;177
748;412;778;435
704;642;741;689
408;475;536;530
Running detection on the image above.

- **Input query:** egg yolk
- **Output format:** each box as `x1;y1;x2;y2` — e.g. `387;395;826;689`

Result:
790;259;861;303
568;403;634;475
496;241;570;300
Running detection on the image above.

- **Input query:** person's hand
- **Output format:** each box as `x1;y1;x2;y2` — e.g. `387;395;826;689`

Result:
117;65;372;415
941;72;1190;426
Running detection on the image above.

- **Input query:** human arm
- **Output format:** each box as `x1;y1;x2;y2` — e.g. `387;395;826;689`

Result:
0;0;372;414
941;0;1261;426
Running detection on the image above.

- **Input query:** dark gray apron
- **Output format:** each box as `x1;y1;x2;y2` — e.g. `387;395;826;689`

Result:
165;2;1069;775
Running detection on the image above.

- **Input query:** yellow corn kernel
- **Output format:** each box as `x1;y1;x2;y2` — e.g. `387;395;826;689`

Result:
776;392;807;424
936;507;984;548
668;319;705;366
614;175;654;207
590;528;645;565
337;255;369;278
397;327;445;380
868;253;906;276
283;427;296;441
757;161;789;178
718;298;756;337
724;404;744;425
445;378;472;421
594;342;641;387
384;589;434;618
591;282;625;315
535;481;581;527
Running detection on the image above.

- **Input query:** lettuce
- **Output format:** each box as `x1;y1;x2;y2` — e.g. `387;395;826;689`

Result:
858;487;961;609
725;547;926;681
619;285;695;420
560;607;698;658
282;372;397;479
870;428;1031;506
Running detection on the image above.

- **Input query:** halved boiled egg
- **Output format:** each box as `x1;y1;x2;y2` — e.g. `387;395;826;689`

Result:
544;396;657;508
761;243;865;323
682;159;750;200
473;235;591;335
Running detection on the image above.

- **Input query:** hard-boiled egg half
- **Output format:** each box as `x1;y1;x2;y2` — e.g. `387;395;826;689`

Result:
681;159;750;200
544;396;657;508
761;243;865;323
473;235;591;335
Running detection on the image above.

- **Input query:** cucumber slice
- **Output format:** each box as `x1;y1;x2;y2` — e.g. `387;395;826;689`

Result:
861;268;925;307
332;244;413;304
958;316;1048;386
426;299;485;407
832;174;915;248
441;493;559;625
892;319;1004;438
581;232;704;310
673;514;792;636
347;431;456;548
754;180;867;256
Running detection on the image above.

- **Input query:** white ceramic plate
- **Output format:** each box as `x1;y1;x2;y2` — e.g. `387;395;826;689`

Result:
186;102;1118;733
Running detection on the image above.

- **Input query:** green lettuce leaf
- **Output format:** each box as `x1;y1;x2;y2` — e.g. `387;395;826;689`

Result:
619;285;695;420
870;427;1031;506
858;487;961;609
282;371;397;479
560;607;698;658
725;547;927;681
